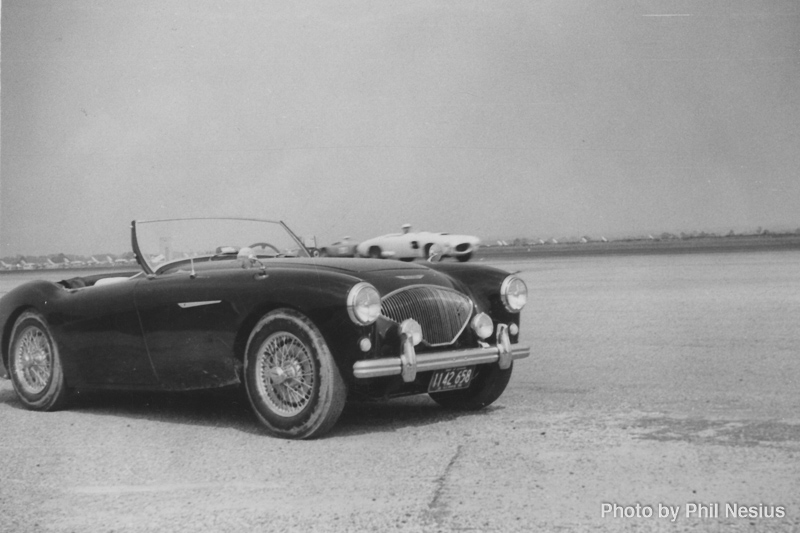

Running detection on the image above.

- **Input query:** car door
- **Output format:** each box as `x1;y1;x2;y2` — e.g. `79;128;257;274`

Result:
56;277;158;387
134;269;244;390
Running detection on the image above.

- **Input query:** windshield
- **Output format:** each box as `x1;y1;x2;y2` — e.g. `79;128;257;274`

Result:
132;218;310;274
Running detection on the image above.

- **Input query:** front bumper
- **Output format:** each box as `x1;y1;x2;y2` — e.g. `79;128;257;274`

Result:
352;323;530;383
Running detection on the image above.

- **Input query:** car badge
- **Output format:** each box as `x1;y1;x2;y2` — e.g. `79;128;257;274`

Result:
396;275;424;280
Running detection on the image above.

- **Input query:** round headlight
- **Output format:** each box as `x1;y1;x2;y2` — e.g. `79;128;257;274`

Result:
500;275;528;312
347;282;381;325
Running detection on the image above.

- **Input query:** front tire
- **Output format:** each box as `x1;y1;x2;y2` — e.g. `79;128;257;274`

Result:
8;310;70;411
368;246;382;259
456;252;473;262
244;309;346;439
429;362;512;410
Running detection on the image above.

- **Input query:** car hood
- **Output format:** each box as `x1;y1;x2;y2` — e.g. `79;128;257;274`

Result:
267;257;464;295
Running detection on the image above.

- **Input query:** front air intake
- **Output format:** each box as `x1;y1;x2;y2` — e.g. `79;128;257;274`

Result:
381;285;473;346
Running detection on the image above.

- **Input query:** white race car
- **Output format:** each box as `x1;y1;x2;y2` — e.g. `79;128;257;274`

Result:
356;224;480;262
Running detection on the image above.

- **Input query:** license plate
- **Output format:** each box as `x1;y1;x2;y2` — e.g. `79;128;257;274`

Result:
428;366;474;393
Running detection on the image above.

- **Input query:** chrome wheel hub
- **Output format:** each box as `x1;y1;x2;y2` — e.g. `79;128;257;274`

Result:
256;332;316;417
13;326;52;395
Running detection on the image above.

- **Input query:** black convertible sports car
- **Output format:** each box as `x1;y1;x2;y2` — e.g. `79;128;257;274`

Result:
0;218;530;439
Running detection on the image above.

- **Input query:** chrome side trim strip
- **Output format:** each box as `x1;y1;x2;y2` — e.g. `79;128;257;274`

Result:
177;300;222;309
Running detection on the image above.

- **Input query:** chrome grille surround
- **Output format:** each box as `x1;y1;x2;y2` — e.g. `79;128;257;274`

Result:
381;285;473;347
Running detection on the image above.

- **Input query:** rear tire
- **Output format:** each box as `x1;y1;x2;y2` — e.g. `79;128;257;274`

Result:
368;246;382;259
456;252;473;262
244;309;346;439
8;310;70;411
429;362;512;410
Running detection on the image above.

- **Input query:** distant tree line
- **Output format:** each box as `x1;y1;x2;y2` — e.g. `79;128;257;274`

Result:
495;227;800;247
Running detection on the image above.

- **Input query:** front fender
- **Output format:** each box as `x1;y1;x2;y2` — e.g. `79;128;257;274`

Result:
214;268;374;383
0;280;67;378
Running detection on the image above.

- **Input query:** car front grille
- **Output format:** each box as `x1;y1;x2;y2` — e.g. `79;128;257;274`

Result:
381;285;473;346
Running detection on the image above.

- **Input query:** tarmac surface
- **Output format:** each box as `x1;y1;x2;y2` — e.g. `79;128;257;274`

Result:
1;251;799;532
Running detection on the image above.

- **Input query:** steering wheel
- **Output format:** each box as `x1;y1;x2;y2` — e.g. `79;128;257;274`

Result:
249;242;281;255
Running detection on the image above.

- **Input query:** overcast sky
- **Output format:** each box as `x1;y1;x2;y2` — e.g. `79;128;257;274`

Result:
2;1;799;256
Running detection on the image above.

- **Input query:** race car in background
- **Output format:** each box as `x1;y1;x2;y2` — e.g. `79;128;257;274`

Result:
319;236;359;257
356;224;480;262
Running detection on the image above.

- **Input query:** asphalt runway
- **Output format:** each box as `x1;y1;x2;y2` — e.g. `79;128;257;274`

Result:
1;252;799;532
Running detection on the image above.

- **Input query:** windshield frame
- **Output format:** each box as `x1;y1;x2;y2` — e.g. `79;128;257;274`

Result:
130;217;310;275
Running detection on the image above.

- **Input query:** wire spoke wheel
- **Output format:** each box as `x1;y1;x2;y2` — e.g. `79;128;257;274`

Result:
9;311;69;411
244;309;347;439
13;325;53;394
256;332;316;417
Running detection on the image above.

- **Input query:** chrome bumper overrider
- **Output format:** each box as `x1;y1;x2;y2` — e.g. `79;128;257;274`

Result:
352;323;530;383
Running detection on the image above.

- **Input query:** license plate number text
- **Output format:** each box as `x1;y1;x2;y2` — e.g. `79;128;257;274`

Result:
428;366;474;393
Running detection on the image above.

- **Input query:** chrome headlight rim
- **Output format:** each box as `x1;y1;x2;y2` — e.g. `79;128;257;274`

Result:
500;275;528;313
347;282;382;326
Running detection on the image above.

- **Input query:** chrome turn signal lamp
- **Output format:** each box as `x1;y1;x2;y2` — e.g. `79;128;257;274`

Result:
471;312;494;339
358;337;372;352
